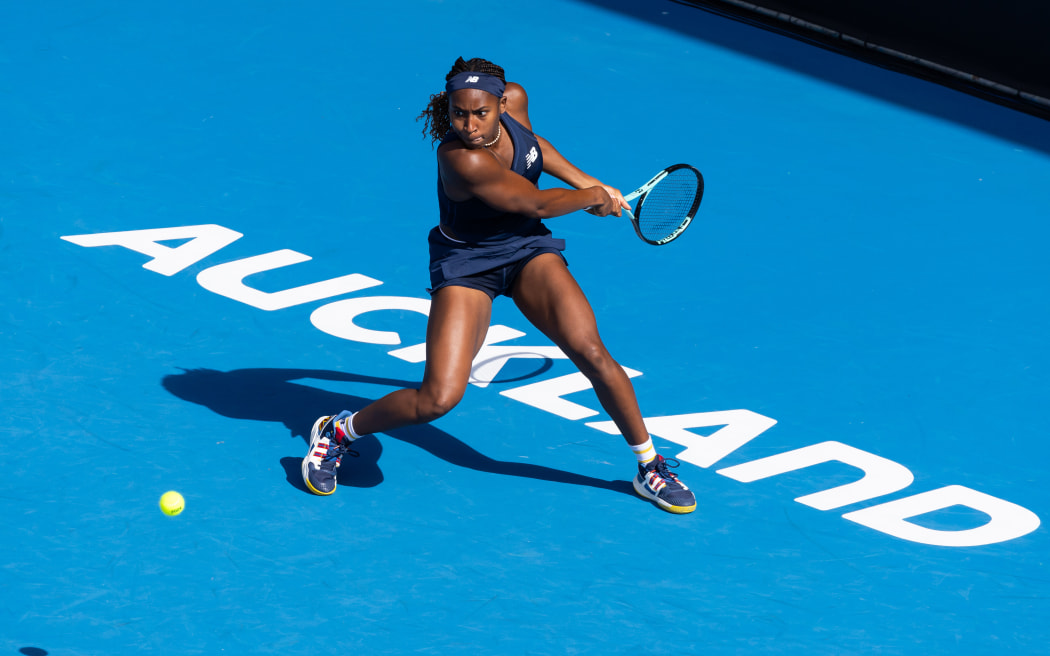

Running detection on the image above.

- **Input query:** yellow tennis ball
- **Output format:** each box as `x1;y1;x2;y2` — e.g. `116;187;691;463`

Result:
159;491;185;516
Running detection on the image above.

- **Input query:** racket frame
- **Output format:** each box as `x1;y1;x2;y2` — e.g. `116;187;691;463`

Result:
622;163;704;246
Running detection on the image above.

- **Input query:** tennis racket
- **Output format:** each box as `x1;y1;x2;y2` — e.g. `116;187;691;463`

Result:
622;164;704;245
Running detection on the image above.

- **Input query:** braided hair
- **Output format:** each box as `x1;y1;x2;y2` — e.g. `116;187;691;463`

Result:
417;57;507;146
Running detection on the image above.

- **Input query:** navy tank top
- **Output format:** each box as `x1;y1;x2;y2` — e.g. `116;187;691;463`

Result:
437;113;545;244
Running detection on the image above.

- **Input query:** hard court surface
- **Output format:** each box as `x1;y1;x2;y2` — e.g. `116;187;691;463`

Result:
3;1;1049;654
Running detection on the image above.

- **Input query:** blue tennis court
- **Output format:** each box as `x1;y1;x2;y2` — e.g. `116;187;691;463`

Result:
4;1;1049;654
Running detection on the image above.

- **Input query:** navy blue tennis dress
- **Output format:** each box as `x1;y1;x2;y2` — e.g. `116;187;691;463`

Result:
428;113;566;298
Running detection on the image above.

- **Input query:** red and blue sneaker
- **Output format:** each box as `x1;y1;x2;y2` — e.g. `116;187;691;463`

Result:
633;455;697;514
302;412;356;496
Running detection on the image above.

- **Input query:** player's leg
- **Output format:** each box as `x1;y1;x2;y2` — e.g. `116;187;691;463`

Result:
510;253;695;514
511;254;646;443
302;285;492;495
354;285;492;431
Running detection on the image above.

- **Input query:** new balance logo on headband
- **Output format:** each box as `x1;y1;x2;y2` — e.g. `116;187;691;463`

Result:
446;72;506;98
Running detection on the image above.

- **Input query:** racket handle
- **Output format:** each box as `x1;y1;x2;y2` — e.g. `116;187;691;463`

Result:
582;205;635;219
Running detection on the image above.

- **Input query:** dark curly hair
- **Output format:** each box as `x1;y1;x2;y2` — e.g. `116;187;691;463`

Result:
417;57;506;146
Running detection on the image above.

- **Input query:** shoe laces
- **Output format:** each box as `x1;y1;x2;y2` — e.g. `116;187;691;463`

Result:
312;417;359;468
649;455;682;483
318;441;358;475
320;419;359;467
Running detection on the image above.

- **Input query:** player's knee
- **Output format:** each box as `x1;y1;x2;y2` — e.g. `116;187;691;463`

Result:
570;341;616;380
416;387;463;423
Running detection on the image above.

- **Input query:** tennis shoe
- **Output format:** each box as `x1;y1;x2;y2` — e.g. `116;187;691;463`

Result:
633;455;696;514
302;413;357;496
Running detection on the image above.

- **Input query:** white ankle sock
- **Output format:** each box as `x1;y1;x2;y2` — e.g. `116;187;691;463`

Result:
337;412;364;440
630;437;657;466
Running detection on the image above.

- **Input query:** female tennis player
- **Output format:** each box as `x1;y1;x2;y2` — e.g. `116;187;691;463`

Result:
302;57;695;514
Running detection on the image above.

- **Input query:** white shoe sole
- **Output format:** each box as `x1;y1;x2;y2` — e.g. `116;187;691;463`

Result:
302;415;335;496
633;475;696;514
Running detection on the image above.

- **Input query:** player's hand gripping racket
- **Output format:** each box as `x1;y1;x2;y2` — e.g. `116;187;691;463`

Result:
621;164;704;245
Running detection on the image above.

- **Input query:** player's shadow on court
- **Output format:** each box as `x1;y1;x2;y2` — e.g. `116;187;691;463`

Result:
161;367;633;498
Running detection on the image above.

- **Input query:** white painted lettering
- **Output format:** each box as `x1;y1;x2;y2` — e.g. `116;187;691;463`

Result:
842;485;1041;547
310;296;432;345
61;224;242;276
59;224;1044;547
587;410;778;468
196;250;382;311
717;441;915;510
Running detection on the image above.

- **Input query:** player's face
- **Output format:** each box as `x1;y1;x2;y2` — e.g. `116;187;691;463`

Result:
448;89;505;148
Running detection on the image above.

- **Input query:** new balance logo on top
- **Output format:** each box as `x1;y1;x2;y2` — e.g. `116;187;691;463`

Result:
525;146;538;169
465;76;480;83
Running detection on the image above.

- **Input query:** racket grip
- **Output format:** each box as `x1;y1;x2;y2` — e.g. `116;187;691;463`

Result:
583;204;634;219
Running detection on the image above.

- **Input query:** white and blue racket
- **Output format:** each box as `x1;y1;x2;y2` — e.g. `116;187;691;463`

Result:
622;164;704;245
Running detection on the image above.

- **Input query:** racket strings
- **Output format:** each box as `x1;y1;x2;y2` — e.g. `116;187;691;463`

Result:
634;169;700;242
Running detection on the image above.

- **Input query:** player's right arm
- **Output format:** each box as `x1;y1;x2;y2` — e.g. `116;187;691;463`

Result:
438;143;617;219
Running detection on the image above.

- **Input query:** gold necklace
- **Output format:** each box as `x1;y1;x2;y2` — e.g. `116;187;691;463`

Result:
483;122;501;148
